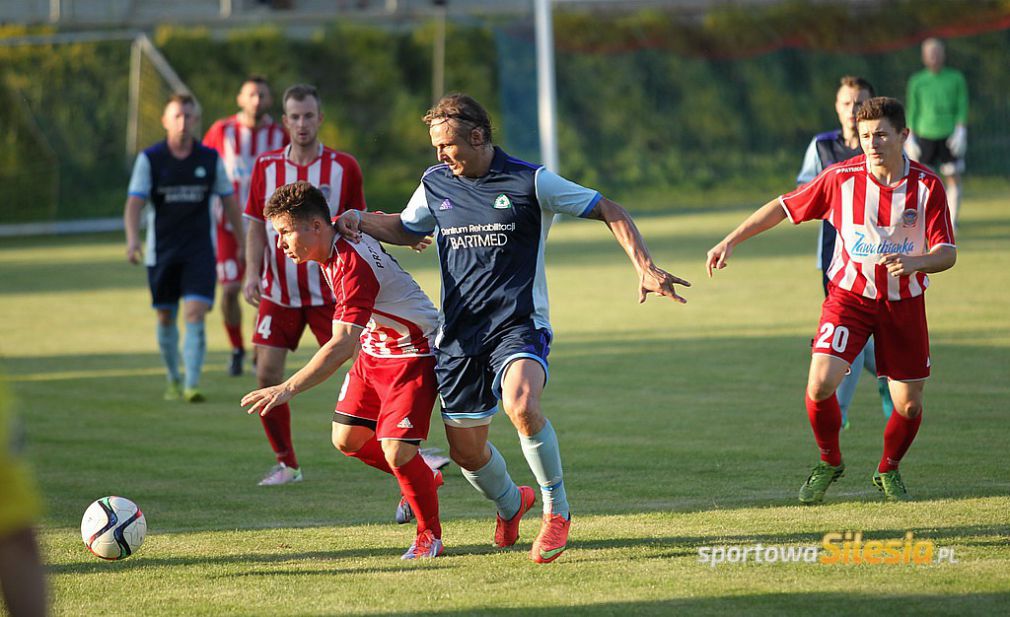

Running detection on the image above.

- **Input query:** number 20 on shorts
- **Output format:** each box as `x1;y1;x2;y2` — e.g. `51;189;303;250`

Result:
816;322;850;353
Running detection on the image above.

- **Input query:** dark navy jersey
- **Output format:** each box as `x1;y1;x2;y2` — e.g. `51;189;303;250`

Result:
797;129;863;277
128;141;233;266
401;146;600;356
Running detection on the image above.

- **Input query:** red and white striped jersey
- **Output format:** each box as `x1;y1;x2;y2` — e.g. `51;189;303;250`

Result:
322;234;437;358
203;114;288;209
780;155;955;301
245;144;367;307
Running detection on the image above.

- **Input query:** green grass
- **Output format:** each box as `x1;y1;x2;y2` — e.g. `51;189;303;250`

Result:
2;194;1008;616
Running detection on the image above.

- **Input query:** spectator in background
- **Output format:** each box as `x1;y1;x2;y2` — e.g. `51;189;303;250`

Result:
905;37;969;228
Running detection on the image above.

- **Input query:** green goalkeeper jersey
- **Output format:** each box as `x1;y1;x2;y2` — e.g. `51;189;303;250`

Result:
906;67;968;140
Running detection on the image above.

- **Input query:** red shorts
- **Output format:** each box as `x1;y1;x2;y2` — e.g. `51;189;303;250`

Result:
814;285;930;381
214;205;244;285
334;353;438;441
252;299;333;351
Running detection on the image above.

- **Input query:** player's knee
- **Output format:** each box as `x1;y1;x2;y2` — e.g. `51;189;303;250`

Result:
806;381;836;402
332;432;366;456
449;444;487;471
382;441;418;468
896;399;923;419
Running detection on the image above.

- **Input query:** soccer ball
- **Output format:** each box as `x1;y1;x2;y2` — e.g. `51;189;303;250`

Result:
80;496;147;560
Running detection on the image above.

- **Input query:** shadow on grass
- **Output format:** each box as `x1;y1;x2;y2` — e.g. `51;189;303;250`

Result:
49;521;1007;576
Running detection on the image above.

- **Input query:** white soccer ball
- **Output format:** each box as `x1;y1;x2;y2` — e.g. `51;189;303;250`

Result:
80;496;147;560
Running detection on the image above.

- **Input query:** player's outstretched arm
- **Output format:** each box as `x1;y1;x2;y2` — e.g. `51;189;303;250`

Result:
123;196;146;264
335;210;427;247
706;198;787;277
241;323;362;417
586;197;691;304
880;245;957;277
243;220;266;306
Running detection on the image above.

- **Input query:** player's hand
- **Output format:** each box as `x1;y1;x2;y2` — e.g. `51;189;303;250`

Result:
241;385;294;417
639;264;690;304
335;210;363;243
946;125;967;158
126;241;143;265
410;236;433;253
242;274;261;307
706;240;734;277
879;253;920;277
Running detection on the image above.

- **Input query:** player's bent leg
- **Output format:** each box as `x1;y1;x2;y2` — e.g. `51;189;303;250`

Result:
332;422;392;473
384;439;444;557
180;298;210;402
874;379;925;501
446;425;531;547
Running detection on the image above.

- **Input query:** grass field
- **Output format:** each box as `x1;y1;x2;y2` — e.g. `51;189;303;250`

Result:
1;193;1008;616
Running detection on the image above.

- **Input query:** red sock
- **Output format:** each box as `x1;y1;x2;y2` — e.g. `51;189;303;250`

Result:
392;454;441;539
261;403;298;468
806;393;842;466
225;323;244;351
879;411;922;472
345;437;393;475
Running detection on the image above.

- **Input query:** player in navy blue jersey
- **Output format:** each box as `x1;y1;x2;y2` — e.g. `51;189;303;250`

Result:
797;76;893;428
338;93;690;563
124;94;244;403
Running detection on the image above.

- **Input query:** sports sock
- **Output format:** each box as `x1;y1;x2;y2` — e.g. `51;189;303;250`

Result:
392;453;441;538
225;323;244;352
261;403;298;468
156;319;181;384
806;393;842;466
878;411;922;472
461;442;522;520
182;321;206;390
518;420;569;519
835;350;863;422
345;436;393;474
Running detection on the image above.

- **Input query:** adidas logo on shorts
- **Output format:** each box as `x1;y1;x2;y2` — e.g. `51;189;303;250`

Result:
397;418;414;429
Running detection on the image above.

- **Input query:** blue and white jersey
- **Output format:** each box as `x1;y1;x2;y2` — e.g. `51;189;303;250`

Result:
128;141;233;267
400;146;601;356
798;129;862;272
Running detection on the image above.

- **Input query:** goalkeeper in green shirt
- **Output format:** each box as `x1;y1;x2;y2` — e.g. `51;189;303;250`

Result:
906;37;969;228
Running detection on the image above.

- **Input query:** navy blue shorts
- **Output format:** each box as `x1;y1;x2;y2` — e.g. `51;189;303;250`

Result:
147;253;216;309
435;321;551;426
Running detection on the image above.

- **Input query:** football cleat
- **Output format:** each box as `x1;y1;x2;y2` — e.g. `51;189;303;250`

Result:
493;485;536;548
258;463;303;486
164;380;182;401
228;348;245;377
531;512;572;564
182;388;205;403
396;469;444;525
401;529;444;560
872;469;910;501
798;461;845;505
419;447;451;471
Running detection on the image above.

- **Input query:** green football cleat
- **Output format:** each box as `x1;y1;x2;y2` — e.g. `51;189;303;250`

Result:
798;461;845;505
183;388;205;403
872;470;910;501
164;381;182;401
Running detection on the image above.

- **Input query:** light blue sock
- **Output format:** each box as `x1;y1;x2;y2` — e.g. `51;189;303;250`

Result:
519;419;569;519
836;348;864;426
156;317;180;384
862;338;894;417
182;320;206;390
460;442;522;519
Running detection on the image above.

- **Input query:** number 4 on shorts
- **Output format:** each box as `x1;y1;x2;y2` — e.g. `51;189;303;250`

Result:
256;315;273;340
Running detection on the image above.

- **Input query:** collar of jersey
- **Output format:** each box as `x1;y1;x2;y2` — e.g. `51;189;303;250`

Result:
283;142;324;166
863;154;910;190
